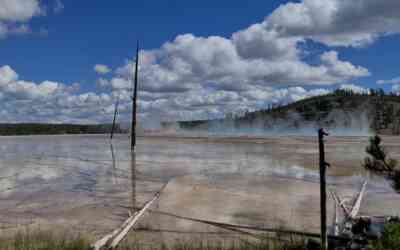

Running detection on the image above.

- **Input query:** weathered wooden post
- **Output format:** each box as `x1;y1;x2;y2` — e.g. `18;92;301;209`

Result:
131;41;139;151
318;128;329;250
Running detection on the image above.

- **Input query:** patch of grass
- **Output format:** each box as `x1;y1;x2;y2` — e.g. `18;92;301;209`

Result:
0;230;90;250
371;223;400;250
134;238;307;250
0;230;309;250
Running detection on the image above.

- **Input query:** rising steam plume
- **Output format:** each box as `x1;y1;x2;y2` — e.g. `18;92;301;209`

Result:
158;109;373;137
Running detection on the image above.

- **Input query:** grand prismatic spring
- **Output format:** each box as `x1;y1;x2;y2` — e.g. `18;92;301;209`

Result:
1;134;400;246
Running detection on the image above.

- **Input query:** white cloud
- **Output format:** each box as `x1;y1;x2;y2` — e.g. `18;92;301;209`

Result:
0;65;116;123
0;65;18;85
0;65;67;100
339;84;369;94
101;34;369;96
94;64;111;75
243;86;330;105
377;77;400;85
232;24;301;61
0;0;43;22
320;51;370;79
265;0;400;47
0;0;58;38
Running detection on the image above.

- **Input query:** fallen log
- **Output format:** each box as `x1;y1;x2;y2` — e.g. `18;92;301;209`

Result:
108;192;161;249
91;209;139;250
91;185;166;250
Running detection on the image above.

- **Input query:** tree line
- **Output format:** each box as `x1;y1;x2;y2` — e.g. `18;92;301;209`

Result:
0;123;125;136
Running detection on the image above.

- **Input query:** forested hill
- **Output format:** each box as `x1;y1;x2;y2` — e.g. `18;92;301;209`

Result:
171;89;400;135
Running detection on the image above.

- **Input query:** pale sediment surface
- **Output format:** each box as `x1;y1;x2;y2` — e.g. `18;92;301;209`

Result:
0;134;399;242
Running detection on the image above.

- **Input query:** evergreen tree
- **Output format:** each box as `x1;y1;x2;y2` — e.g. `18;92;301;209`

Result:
363;135;400;192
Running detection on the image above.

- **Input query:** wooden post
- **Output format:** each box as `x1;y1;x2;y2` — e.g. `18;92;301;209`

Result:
318;128;329;250
131;41;139;151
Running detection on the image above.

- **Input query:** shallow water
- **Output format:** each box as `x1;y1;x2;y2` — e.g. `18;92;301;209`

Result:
0;134;399;238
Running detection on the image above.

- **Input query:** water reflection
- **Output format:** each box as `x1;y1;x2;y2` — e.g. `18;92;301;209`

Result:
110;143;117;185
131;151;136;213
0;135;395;196
0;135;398;233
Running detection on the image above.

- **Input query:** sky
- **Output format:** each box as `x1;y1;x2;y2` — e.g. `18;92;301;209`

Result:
1;0;400;124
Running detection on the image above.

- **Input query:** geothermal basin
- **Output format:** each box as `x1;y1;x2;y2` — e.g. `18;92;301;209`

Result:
0;134;400;243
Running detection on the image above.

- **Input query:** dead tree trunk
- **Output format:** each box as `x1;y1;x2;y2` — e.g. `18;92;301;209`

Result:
131;41;139;151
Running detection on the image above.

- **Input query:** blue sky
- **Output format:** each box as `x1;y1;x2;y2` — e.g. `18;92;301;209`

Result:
1;0;400;123
0;1;284;90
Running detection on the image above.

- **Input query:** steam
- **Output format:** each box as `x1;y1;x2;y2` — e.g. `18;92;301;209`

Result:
159;109;373;137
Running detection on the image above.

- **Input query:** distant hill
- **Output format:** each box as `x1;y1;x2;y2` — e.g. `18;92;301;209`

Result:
167;89;400;136
0;123;125;136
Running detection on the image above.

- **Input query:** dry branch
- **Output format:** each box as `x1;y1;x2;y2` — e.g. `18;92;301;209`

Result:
147;209;350;241
349;181;368;219
329;190;350;216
